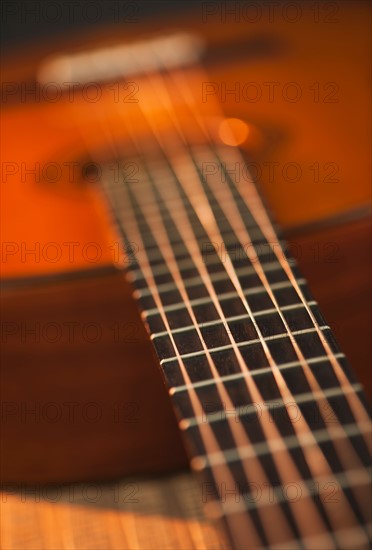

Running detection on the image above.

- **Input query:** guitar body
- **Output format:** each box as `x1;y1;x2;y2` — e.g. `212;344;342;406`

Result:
1;2;371;484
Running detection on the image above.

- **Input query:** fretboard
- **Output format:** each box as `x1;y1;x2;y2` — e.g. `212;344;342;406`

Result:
101;142;371;550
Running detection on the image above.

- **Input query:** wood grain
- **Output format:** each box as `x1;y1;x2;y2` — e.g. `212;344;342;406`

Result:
0;473;231;550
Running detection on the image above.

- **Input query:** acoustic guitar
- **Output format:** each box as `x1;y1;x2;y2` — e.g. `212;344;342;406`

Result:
1;3;371;549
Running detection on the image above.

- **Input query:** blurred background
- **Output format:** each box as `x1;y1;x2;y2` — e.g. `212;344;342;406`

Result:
1;1;198;50
1;1;371;549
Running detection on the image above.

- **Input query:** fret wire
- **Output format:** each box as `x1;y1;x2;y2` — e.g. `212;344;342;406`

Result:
122;157;292;293
166;63;371;428
125;143;372;536
142;232;269;267
79;74;265;546
143;279;307;317
152;300;318;339
170;350;342;394
161;65;372;527
184;383;364;428
139;167;309;543
136;135;365;532
196;146;371;411
213;147;372;471
213;145;372;443
124;222;266;259
130;87;370;550
193;420;370;468
111;179;266;230
128;250;295;281
187;141;372;532
104;152;265;544
109;113;290;544
206;146;372;508
136;67;370;540
70;46;372;548
159;326;331;365
119;145;344;543
118;98;366;548
121;136;370;532
139;260;292;297
112;134;311;543
218;479;371;541
193;146;352;387
67;67;332;549
129;178;290;548
122;172;275;262
78;50;370;548
211;467;371;514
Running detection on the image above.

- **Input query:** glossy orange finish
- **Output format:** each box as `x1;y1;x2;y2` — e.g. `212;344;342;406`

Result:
1;1;371;279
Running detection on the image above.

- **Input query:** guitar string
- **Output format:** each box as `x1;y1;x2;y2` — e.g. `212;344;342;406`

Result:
112;56;364;548
108;68;364;544
121;63;370;537
138;49;370;466
121;136;341;546
96;69;342;548
66;75;268;548
62;58;368;548
107;98;309;548
169;64;372;446
191;143;371;518
83;84;366;548
106;161;272;548
163;63;372;484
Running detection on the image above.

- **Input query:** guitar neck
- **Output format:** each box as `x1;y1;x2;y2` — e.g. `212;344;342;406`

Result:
101;139;371;548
